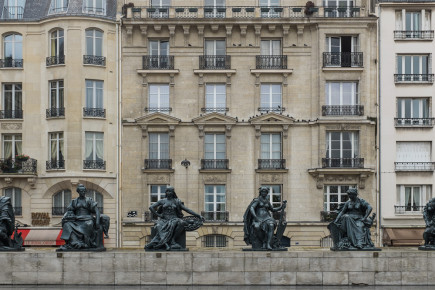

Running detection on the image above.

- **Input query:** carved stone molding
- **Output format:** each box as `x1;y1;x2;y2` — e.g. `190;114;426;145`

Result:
126;25;133;44
255;125;261;138
202;174;226;183
147;174;170;184
140;25;148;47
183;25;190;46
169;125;176;137
316;174;324;189
153;25;161;32
27;177;36;188
4;177;12;184
359;174;368;189
268;25;275;32
168;25;176;46
260;174;282;183
282;125;289;138
1;123;22;130
197;25;204;36
141;125;148;138
211;24;219;31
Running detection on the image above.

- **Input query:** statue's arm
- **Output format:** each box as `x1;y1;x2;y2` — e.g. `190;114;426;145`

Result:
334;202;348;222
423;206;430;226
149;200;163;218
249;200;259;221
363;203;372;220
95;206;101;227
271;200;287;212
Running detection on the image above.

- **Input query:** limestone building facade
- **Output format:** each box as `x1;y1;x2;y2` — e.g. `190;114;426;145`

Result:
0;0;118;247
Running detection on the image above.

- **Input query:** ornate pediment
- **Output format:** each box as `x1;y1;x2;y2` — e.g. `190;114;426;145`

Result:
136;112;181;125
249;112;294;125
192;113;237;138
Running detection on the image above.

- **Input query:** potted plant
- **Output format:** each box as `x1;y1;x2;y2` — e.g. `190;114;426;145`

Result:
15;154;29;162
304;1;318;15
245;7;255;12
175;7;184;12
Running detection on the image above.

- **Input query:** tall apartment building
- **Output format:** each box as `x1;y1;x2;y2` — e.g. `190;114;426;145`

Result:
0;0;118;247
120;0;378;249
378;0;434;246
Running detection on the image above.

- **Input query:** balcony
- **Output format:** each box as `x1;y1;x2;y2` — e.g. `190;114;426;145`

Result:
258;159;286;169
204;6;227;18
394;205;424;214
324;6;360;17
144;107;172;113
142;55;174;70
394;74;434;83
83;107;106;118
322;105;364;116
2;6;24;19
395;118;435;127
83;160;106;170
83;6;106;15
52;207;68;216
0;58;23;68
322;158;364;168
0;158;37;174
323;52;363;68
201;159;229;170
201;107;229;113
46;107;65;118
83;55;106;66
256;55;287;69
144;159;172;170
394;30;434;40
46;55;65;66
146;6;169;18
395;162;435;171
201;211;229;222
199;55;231;70
258;106;285;113
46;160;65;170
0;110;23;119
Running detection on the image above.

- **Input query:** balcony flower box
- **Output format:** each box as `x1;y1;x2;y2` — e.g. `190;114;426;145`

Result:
132;7;141;12
232;7;241;12
245;7;255;12
274;7;283;12
204;7;213;12
15;154;29;162
337;7;347;12
147;8;156;12
351;7;360;12
217;7;226;12
293;7;302;12
188;8;198;12
261;7;270;12
159;8;168;13
324;7;334;12
310;7;319;12
175;7;184;12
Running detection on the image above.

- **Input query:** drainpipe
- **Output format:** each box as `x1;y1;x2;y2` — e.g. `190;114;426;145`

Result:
377;4;382;247
116;14;123;248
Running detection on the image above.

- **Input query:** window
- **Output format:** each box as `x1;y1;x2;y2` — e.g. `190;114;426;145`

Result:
203;39;227;69
262;184;282;208
151;0;170;7
204;185;226;221
396;185;431;213
395;10;432;39
324;82;360;115
2;134;21;159
205;39;225;56
259;133;283;169
258;40;284;69
396;55;431;82
150;185;167;204
84;80;105;117
49;0;68;14
324;36;361;67
48;29;64;65
203;133;227;169
2;34;22;68
397;98;429;125
150;0;170;18
260;84;282;112
2;83;22;119
205;84;226;112
84;132;104;169
85;29;103;59
48;80;64;117
396;142;432;170
2;0;25;19
4;187;21;215
148;40;169;69
148;84;170;113
203;234;227;247
146;133;170;169
323;185;351;211
83;0;105;15
325;132;360;167
204;0;225;18
52;189;71;215
323;0;355;17
260;0;280;17
48;132;64;169
86;189;103;213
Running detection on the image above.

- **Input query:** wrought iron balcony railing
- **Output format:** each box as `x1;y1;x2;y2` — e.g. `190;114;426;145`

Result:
83;6;106;15
144;107;172;113
0;110;23;119
201;159;229;169
395;162;435;171
395;118;435;127
2;6;24;19
46;55;65;66
394;74;434;83
258;159;286;169
0;58;23;68
199;55;231;70
83;55;106;66
201;107;229;113
142;55;174;70
144;159;172;169
83;160;106;170
0;158;37;174
394;30;434;40
146;6;169;18
322;105;364;116
394;205;424;214
48;6;68;14
256;55;287;69
52;206;68;216
323;52;363;67
83;107;106;118
324;6;360;17
322;158;364;168
46;107;65;118
258;106;285;113
201;211;229;222
204;6;227;18
46;159;65;170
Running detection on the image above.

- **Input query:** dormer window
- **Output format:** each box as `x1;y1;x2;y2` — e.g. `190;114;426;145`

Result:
83;0;106;15
49;0;68;14
2;0;25;19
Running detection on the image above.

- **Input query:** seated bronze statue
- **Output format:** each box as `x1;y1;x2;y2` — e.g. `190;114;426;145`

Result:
419;197;435;250
328;188;378;251
243;186;287;250
57;184;110;251
0;196;23;251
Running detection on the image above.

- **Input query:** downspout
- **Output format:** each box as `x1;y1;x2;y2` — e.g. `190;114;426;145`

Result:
116;14;122;248
377;3;382;247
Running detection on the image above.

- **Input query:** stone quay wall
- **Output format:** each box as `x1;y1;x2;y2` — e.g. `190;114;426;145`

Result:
0;249;433;286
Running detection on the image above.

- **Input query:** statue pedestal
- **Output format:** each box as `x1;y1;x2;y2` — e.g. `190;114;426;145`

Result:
418;245;435;251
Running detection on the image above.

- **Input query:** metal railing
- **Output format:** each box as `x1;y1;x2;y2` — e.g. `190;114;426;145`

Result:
46;55;65;66
52;207;68;216
0;110;23;119
144;107;172;113
258;159;286;169
323;52;363;67
0;58;23;68
258;106;285;113
201;159;229;170
322;105;364;116
201;107;229;113
201;211;229;222
13;207;22;215
48;6;68;14
2;6;24;19
199;55;231;70
394;74;434;83
46;160;65;170
146;6;169;18
144;159;172;169
202;234;228;247
83;6;106;15
83;160;106;170
394;30;434;39
322;158;364;168
394;205;424;214
46;107;65;118
395;162;435;171
83;55;106;66
142;55;174;70
394;118;435;127
323;6;360;17
83;107;106;118
204;6;226;18
256;55;287;69
0;158;37;174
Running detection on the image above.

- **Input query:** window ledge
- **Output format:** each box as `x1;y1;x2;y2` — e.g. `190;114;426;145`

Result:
193;69;236;74
83;169;106;172
137;69;179;75
46;116;65;120
0;119;23;122
395;38;433;41
199;169;232;173
46;64;65;68
46;169;66;172
83;64;106;68
83;116;106;120
255;169;288;173
0;67;23;70
250;69;293;74
142;169;175;173
322;67;364;72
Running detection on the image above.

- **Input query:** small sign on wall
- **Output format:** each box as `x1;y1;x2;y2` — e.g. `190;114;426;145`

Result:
31;212;50;226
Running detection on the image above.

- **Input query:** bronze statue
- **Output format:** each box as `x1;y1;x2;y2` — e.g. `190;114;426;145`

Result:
243;186;287;250
57;184;109;251
328;188;379;251
145;186;204;251
0;196;24;251
419;197;435;250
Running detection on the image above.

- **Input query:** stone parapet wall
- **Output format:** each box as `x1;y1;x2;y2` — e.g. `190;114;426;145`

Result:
0;249;433;285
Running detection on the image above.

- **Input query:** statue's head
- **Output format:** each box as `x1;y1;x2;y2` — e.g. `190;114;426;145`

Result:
346;188;358;198
77;184;86;196
259;186;269;197
165;186;178;199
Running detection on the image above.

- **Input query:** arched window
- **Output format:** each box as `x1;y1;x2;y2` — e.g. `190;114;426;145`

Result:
47;29;64;66
52;189;71;215
4;187;21;215
3;33;22;68
86;189;103;213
